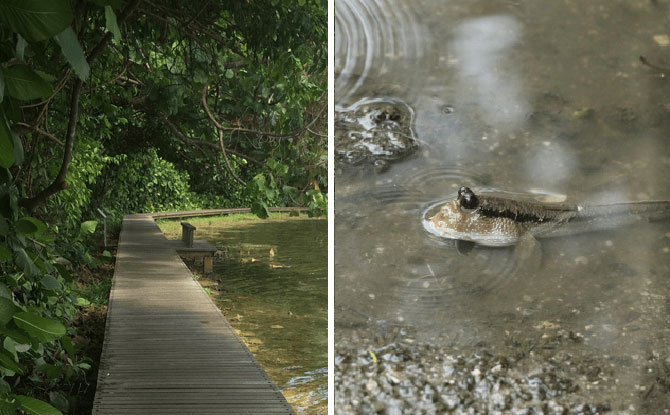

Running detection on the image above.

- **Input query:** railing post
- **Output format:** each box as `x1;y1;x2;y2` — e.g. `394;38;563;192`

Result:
97;208;107;249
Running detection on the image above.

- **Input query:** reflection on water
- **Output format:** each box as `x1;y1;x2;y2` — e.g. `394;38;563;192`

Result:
336;0;670;412
162;216;327;414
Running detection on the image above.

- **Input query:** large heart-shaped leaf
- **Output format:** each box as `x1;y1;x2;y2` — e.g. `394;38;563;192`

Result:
4;65;53;101
12;312;65;343
54;27;89;81
40;276;61;292
61;336;75;360
0;297;16;325
0;326;35;347
0;68;5;103
14;248;40;277
0;0;73;42
0;111;14;169
0;398;20;415
104;6;121;42
80;220;97;235
0;348;24;375
16;396;62;415
0;246;10;261
251;201;270;219
15;217;46;236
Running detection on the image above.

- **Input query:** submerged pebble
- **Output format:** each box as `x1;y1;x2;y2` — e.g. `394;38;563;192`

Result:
336;336;616;415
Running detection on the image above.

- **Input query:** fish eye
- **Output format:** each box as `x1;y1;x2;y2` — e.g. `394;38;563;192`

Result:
457;186;479;210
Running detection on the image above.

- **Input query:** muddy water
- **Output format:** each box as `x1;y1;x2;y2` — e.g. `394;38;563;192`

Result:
161;216;327;414
335;0;670;413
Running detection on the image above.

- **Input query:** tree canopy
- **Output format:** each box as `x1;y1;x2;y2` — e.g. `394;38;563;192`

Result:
0;0;326;411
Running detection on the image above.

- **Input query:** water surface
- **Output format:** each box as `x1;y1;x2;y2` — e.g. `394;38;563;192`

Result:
335;0;670;413
161;215;327;414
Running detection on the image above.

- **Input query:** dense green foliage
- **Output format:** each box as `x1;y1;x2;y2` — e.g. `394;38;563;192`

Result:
0;0;326;412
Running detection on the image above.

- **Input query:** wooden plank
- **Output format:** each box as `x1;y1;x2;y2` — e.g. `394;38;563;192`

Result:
93;214;294;414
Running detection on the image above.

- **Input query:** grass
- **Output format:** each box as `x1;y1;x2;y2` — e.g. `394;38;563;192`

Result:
155;212;306;233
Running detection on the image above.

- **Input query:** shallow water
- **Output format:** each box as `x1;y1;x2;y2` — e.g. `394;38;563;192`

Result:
162;217;327;414
335;0;670;412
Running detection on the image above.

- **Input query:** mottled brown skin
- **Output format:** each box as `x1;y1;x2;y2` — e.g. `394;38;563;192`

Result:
427;186;670;247
429;200;522;246
427;186;670;250
430;200;517;236
427;187;578;246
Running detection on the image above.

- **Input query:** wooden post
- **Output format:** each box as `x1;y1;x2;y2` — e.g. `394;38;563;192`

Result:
180;222;196;248
204;257;213;274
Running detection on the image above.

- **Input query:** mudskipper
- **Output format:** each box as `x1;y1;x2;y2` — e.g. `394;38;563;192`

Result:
426;186;670;258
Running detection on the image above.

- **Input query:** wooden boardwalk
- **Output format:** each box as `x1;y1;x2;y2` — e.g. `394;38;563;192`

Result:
93;213;295;414
151;206;308;219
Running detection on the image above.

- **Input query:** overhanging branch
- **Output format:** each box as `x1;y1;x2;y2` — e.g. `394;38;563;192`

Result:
19;79;83;211
159;114;263;167
18;0;144;211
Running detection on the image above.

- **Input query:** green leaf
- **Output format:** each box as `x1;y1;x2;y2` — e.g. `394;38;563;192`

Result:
0;245;10;261
53;264;71;283
15;217;45;235
0;168;10;185
40;276;60;291
80;220;97;234
251;201;270;219
0;398;19;415
0;68;4;103
36;363;62;379
225;69;234;79
3;336;17;356
2;97;21;122
13;312;66;343
92;0;122;9
54;27;89;81
0;218;8;237
33;70;56;83
0;0;73;42
11;125;23;166
282;185;298;195
14;248;40;277
0;111;14;168
4;65;53;101
16;34;26;61
102;250;112;258
61;336;74;360
0;327;34;347
75;297;90;307
16;395;62;415
48;392;69;413
15;219;37;236
0;297;16;325
0;284;11;299
0;349;24;375
104;6;121;42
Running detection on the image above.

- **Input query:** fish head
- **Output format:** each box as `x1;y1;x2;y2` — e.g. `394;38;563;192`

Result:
428;187;482;238
425;186;518;246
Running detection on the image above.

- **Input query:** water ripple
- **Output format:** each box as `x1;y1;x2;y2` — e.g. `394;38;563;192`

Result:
335;0;430;103
336;167;529;329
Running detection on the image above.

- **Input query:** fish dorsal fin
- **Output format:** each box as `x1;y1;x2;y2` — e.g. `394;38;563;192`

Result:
478;195;576;223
